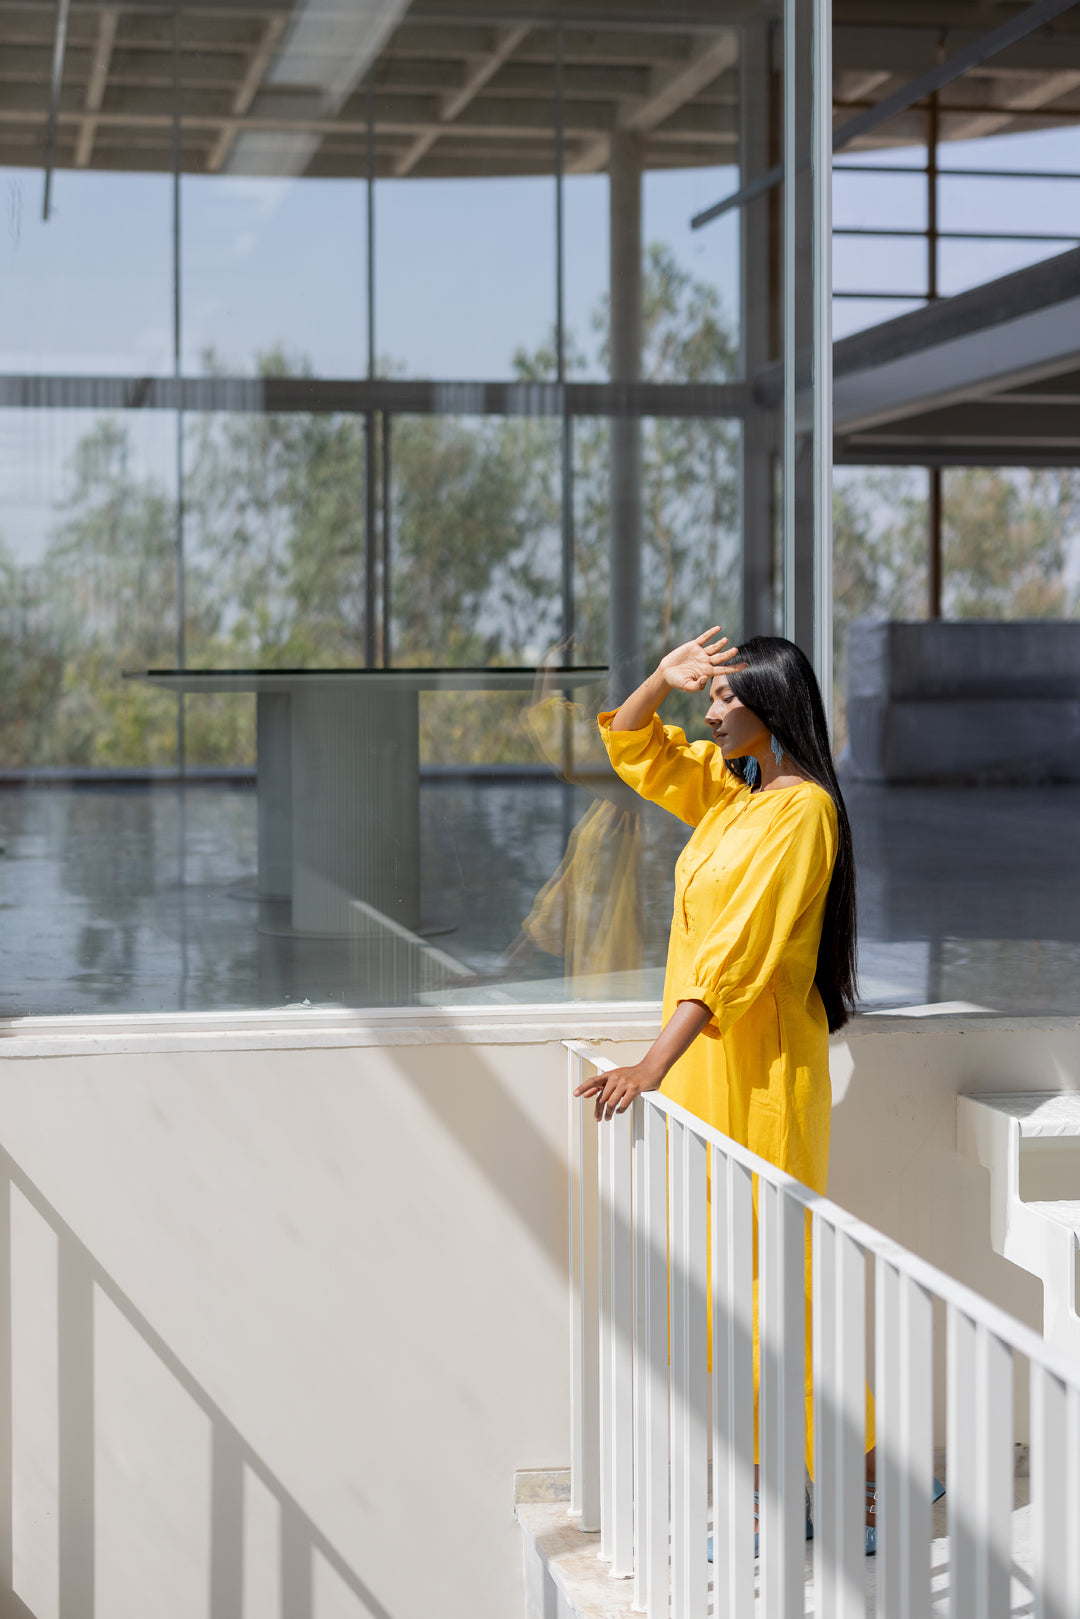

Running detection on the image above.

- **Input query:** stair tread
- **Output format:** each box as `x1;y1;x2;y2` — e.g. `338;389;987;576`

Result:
963;1092;1080;1138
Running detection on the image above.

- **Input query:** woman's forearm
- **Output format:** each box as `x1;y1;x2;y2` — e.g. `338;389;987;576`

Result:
574;998;713;1119
610;664;670;731
639;999;712;1081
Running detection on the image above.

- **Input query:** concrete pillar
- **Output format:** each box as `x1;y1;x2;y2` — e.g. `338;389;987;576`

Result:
739;20;777;638
608;130;643;705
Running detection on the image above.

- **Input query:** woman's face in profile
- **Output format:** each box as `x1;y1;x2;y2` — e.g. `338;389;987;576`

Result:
704;674;769;759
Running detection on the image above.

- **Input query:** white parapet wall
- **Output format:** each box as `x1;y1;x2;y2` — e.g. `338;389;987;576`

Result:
0;1005;1075;1619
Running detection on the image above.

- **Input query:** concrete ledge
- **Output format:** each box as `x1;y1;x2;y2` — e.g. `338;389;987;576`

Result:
517;1503;634;1619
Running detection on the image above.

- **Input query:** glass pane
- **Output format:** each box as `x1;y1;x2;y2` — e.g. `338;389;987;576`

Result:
182;177;368;377
0;409;178;770
938;235;1070;297
833;167;927;233
378;177;556;379
0;171;172;375
833;231;928;298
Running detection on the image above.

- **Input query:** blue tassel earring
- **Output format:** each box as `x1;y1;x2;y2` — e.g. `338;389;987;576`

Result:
744;757;759;788
771;734;784;767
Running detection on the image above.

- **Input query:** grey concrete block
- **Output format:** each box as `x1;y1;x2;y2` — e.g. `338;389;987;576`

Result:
846;697;1080;784
847;619;1080;702
845;621;1080;782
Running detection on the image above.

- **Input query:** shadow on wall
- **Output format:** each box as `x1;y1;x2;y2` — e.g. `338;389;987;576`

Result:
0;1141;396;1619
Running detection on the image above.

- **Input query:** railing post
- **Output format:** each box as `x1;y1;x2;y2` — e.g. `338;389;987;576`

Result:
642;1100;670;1619
759;1180;805;1619
599;1106;612;1559
877;1262;932;1619
569;1050;584;1518
710;1145;755;1618
813;1216;866;1619
669;1118;708;1617
1031;1363;1072;1619
568;1056;601;1533
610;1105;635;1578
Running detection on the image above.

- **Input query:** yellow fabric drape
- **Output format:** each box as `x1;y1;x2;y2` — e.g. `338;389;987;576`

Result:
599;710;874;1467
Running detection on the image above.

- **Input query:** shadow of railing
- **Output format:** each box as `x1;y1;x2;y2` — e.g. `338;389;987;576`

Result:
0;1141;395;1619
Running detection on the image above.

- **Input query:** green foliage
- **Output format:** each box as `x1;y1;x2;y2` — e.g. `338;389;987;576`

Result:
8;247;1076;776
942;468;1077;619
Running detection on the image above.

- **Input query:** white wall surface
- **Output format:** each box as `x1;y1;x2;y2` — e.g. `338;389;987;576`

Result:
0;1006;1075;1619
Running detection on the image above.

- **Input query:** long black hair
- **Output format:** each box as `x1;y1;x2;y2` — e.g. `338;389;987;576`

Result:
723;636;857;1032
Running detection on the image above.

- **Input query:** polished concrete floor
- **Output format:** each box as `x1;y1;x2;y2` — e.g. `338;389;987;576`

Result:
0;776;1075;1017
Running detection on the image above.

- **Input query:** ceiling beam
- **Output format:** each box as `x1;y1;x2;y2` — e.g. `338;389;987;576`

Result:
206;12;288;171
946;67;1080;141
394;21;528;175
569;28;736;173
74;4;117;167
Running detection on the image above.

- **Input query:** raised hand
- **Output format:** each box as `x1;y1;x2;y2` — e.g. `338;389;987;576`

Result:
659;627;743;693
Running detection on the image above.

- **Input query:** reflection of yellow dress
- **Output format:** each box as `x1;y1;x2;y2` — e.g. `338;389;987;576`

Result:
518;696;643;989
599;709;873;1466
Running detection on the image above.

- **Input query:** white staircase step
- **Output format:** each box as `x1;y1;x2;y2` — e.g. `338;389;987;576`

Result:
966;1091;1080;1138
1025;1200;1080;1235
957;1092;1080;1357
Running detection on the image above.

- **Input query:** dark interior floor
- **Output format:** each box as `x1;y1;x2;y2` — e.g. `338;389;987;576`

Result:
0;777;1076;1018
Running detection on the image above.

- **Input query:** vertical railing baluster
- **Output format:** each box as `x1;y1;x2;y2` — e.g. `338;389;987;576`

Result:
975;1325;1012;1618
633;1100;648;1611
644;1101;670;1619
814;1217;866;1619
684;1128;708;1615
837;1228;867;1616
598;1093;613;1558
813;1215;837;1618
947;1305;977;1619
759;1180;805;1618
1031;1363;1069;1619
610;1106;635;1578
711;1148;755;1617
579;1085;601;1532
668;1119;688;1608
876;1257;901;1619
1066;1381;1080;1619
897;1273;933;1618
569;1051;584;1519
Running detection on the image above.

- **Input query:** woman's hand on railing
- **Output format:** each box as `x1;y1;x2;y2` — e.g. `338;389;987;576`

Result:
573;1001;713;1121
573;1060;665;1122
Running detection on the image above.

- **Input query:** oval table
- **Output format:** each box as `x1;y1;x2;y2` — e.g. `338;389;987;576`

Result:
125;667;607;936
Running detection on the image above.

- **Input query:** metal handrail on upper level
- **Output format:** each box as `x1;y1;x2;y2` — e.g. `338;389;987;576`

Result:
564;1040;1080;1619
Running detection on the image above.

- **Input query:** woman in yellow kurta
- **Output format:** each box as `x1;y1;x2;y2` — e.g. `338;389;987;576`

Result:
573;627;877;1549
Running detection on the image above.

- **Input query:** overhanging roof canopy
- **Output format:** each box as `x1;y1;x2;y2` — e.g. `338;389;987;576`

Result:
2;0;1080;183
834;245;1080;466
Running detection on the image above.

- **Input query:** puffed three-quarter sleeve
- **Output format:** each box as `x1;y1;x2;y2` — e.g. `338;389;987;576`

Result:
680;788;837;1033
597;709;743;827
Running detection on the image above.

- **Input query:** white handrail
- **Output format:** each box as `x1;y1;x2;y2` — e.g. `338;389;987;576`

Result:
564;1040;1080;1619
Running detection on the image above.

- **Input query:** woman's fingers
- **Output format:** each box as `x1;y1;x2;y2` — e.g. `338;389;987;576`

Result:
695;625;724;646
572;1075;606;1098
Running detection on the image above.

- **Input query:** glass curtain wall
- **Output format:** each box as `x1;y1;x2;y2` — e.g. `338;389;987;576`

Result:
0;0;832;1015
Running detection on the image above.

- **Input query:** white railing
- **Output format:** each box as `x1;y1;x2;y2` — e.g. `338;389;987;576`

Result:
565;1041;1080;1619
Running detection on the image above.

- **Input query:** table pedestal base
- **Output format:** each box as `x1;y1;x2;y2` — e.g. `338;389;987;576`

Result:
290;685;421;935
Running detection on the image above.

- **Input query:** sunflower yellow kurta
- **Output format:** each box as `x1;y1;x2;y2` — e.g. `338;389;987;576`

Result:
598;708;859;1466
598;709;836;1168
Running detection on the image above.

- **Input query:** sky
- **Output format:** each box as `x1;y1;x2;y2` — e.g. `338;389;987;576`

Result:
0;122;1079;556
